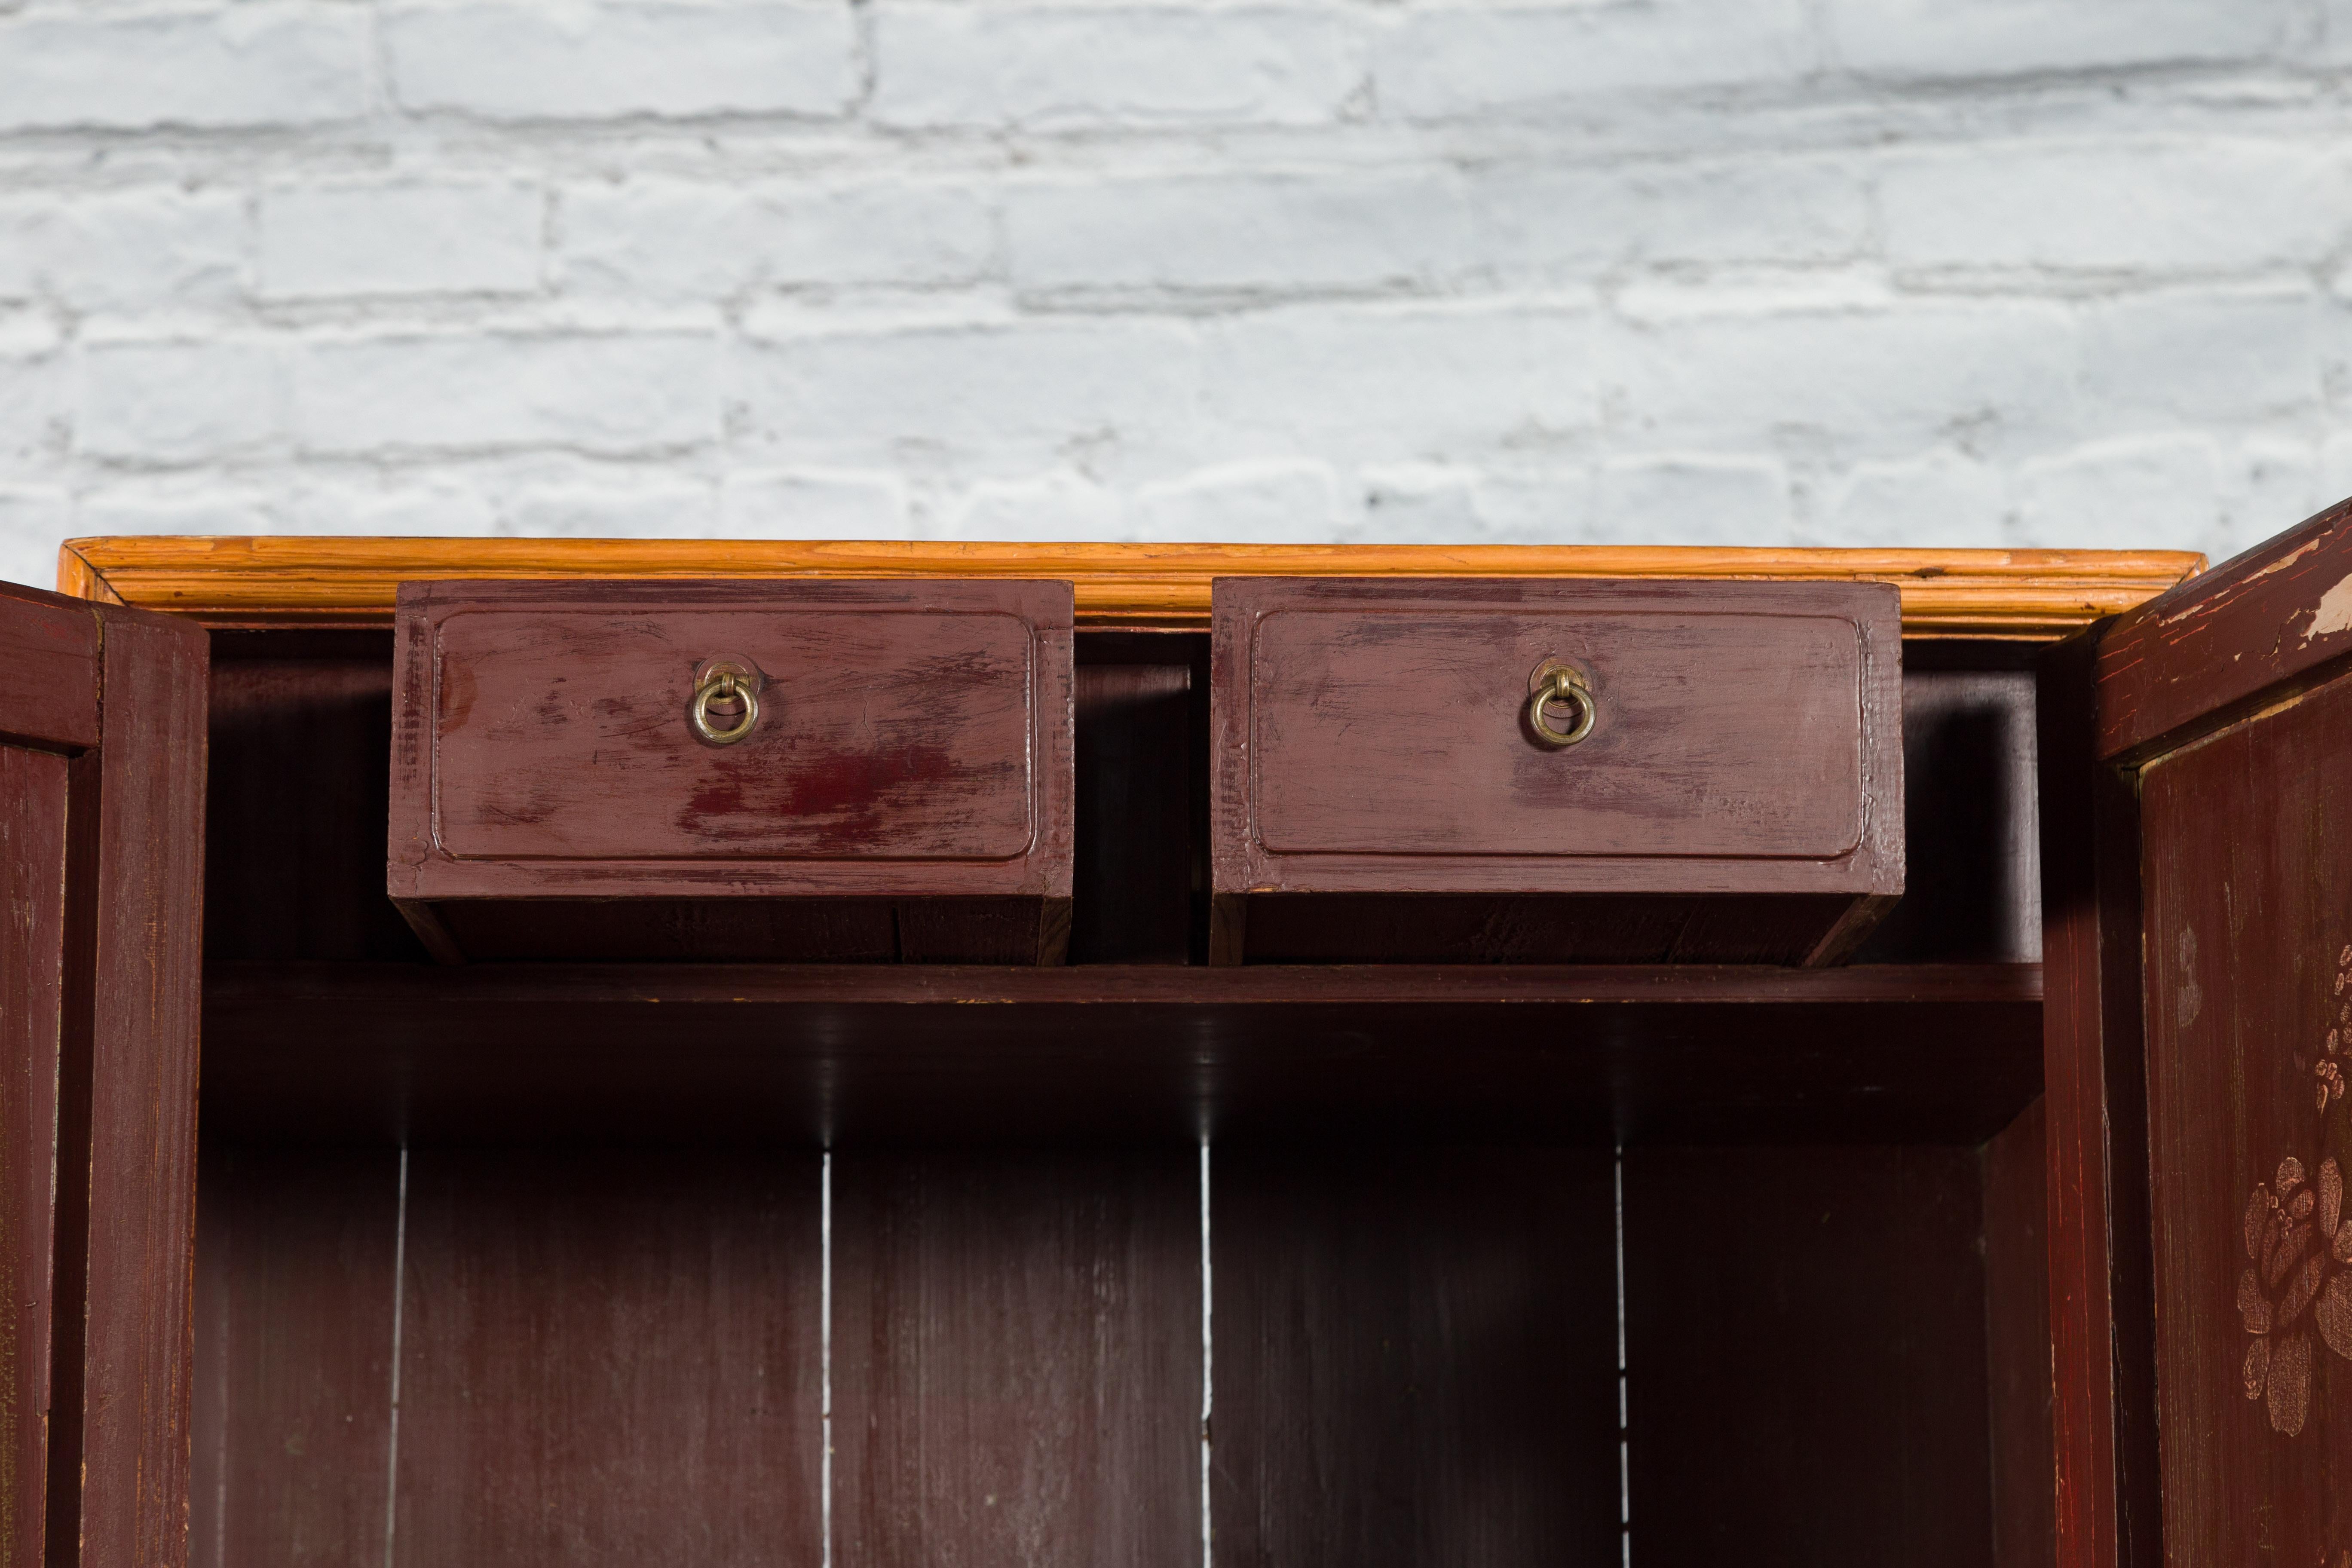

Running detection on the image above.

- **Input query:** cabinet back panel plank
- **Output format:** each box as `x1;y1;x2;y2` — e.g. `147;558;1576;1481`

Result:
391;1148;822;1568
1982;1099;2056;1568
1852;668;2040;965
831;1148;1200;1568
1070;649;1199;965
1623;1145;1994;1568
207;632;424;963
1211;1145;1620;1568
190;1145;400;1568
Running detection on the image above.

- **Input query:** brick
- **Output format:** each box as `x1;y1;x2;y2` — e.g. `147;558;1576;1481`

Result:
1608;290;2077;457
1828;0;2288;79
1358;463;1481;542
502;477;717;534
0;5;369;131
719;468;913;537
285;476;502;535
1468;156;1868;279
1005;172;1467;295
2015;435;2222;552
1880;140;2351;273
871;5;1364;129
1131;459;1339;542
1596;453;1792;545
1470;468;1596;544
0;486;70;591
2080;287;2321;431
386;1;857;120
2221;438;2322;564
75;481;274;535
1201;301;1596;459
295;331;720;454
1374;0;1817;121
562;178;994;297
0;189;244;314
0;317;65;465
1806;448;2008;548
77;339;282;463
943;469;1125;541
260;180;544;300
731;314;1201;467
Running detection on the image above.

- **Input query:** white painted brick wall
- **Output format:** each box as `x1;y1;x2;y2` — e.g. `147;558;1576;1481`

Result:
6;0;2352;588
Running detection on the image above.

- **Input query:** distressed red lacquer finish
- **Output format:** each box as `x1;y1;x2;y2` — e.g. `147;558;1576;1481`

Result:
2057;508;2352;1568
1210;577;1904;965
0;581;205;1568
389;579;1074;964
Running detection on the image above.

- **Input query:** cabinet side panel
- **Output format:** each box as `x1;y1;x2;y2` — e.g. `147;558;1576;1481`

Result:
390;1148;823;1568
0;747;68;1568
1623;1145;1995;1568
1211;1145;1620;1568
832;1148;1200;1568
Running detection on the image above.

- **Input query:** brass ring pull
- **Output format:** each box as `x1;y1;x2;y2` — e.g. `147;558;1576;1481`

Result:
1526;665;1597;749
690;664;761;746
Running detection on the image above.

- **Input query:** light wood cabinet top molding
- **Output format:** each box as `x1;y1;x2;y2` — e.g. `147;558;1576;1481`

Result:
56;535;2205;639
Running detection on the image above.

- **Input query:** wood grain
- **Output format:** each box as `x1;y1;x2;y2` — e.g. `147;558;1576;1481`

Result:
71;607;208;1568
2039;632;2161;1568
1210;578;1904;965
58;536;2203;639
390;579;1075;963
189;1146;399;1568
0;746;67;1568
2137;667;2352;1566
1853;668;2041;965
1069;640;1201;965
1984;1098;2057;1568
1210;1145;1619;1568
207;633;424;963
832;1149;1198;1568
197;961;2046;1146
392;1148;822;1568
2096;495;2352;762
1623;1145;1996;1568
0;583;97;751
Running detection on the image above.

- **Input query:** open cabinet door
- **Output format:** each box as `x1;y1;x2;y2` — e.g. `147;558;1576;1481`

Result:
2;580;205;1568
2044;500;2352;1568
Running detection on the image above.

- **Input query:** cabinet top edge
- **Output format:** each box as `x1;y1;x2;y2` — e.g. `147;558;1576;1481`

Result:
56;535;2205;640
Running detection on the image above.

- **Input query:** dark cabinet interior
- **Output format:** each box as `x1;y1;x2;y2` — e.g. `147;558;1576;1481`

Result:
192;614;2054;1568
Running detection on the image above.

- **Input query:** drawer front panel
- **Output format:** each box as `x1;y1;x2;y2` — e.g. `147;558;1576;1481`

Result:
1249;606;1866;861
431;605;1039;863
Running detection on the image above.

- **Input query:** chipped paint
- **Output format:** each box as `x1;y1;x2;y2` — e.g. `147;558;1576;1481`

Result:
2307;574;2352;645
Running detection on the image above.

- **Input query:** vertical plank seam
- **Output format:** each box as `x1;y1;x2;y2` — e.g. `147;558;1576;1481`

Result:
380;1147;408;1568
1198;1140;1212;1568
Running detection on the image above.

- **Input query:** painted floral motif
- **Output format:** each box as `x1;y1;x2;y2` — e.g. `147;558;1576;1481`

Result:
2240;943;2352;1434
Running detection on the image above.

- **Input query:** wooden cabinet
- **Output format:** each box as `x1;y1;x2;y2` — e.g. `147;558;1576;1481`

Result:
1209;576;1904;963
388;578;1075;964
21;529;2343;1568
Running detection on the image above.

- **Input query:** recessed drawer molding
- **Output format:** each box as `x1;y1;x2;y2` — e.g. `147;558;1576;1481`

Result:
389;579;1075;964
1210;577;1905;965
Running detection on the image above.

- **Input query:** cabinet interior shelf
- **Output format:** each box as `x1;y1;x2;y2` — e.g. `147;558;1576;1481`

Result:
204;959;2041;1145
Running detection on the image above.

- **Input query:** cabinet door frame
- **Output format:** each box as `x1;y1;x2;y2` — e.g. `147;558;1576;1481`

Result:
0;581;207;1568
2044;497;2352;1568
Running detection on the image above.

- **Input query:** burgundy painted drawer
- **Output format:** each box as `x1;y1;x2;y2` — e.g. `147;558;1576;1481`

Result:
1210;577;1904;964
389;579;1074;963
